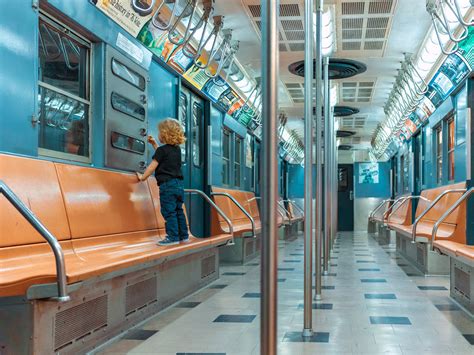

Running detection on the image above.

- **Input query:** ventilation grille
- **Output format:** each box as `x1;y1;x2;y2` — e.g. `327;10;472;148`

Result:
284;82;304;104
338;0;395;54
246;2;306;52
256;237;261;251
340;81;375;103
125;277;158;316
454;266;470;299
416;246;425;266
396;236;401;249
201;254;217;279
54;295;108;351
401;238;406;253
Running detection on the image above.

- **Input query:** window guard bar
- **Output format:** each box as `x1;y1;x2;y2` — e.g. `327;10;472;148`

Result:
387;195;430;223
384;196;409;223
184;189;234;245
430;187;474;250
369;199;394;221
411;188;466;243
0;180;70;302
210;192;256;238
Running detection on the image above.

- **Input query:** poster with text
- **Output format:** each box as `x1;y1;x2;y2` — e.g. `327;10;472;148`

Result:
359;163;379;184
93;0;155;37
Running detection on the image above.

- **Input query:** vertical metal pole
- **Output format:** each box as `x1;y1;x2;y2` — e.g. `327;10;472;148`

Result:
323;56;330;275
333;119;339;244
302;0;314;338
260;1;279;354
314;0;323;301
330;98;336;252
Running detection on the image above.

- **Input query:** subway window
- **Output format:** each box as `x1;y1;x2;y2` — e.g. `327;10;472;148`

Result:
447;117;455;181
38;14;91;161
234;136;242;187
435;125;443;184
222;129;231;185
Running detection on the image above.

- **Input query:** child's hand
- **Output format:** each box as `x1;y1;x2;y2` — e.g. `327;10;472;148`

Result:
147;135;157;146
136;172;144;182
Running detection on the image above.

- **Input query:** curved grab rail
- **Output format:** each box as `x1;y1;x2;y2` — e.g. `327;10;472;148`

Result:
211;192;256;237
284;199;305;217
131;0;156;16
387;195;430;223
184;189;234;245
369;199;394;221
431;187;474;251
411;188;466;243
0;180;70;302
385;196;409;223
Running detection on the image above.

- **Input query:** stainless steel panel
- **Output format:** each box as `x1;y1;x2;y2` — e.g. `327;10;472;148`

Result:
105;46;149;171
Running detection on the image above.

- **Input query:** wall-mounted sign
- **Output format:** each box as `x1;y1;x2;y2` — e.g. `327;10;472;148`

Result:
359;163;379;184
93;0;154;37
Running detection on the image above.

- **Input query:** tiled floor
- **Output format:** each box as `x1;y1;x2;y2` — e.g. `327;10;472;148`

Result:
96;231;474;355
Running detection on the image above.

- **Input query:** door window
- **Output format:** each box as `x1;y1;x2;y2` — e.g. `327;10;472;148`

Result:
447;117;455;181
178;93;188;161
222;129;231;185
192;102;202;167
436;125;443;184
234;136;242;187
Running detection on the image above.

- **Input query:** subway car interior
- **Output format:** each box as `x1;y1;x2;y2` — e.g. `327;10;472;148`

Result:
1;0;474;354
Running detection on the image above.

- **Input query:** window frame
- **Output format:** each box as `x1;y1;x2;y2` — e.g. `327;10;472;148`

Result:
37;12;92;164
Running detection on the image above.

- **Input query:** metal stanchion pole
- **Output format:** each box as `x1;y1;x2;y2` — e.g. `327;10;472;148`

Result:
260;1;279;354
302;0;314;338
314;0;323;301
323;56;330;276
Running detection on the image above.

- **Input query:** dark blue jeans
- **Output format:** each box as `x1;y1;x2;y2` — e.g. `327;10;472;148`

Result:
159;179;189;241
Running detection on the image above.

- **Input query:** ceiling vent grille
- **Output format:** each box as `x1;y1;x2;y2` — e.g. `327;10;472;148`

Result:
341;81;375;103
369;0;394;14
338;0;396;55
284;82;305;104
245;1;307;53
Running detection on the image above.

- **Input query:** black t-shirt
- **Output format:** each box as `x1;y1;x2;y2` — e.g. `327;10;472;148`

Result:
152;144;184;185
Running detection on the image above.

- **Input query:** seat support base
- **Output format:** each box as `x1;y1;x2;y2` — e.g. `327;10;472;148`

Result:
219;235;261;265
450;258;474;317
396;233;449;275
0;248;220;355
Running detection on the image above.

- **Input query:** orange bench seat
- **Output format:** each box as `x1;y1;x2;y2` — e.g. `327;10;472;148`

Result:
387;183;466;243
0;154;232;298
433;240;474;266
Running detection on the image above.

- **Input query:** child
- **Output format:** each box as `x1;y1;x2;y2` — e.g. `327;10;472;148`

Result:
137;118;189;246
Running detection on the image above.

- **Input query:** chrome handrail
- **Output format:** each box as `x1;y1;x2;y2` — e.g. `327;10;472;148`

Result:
284;199;305;218
411;188;466;243
385;196;409;223
184;189;234;245
211;192;256;237
431;187;474;251
0;180;70;302
369;199;394;221
388;195;430;223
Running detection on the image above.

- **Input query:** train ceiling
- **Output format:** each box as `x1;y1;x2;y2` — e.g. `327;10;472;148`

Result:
214;0;432;153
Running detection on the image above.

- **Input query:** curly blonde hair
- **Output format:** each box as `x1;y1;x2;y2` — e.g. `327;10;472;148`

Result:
158;118;186;145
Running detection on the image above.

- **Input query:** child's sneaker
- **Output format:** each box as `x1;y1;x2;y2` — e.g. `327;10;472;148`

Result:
158;237;179;246
180;237;190;243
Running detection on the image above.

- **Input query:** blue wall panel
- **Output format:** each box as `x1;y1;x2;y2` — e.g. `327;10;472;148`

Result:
354;162;391;198
0;2;38;156
146;62;177;162
210;105;224;187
